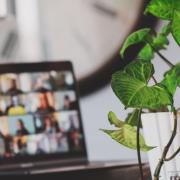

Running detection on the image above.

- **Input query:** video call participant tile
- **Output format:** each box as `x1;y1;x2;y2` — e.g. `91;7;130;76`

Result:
8;115;35;136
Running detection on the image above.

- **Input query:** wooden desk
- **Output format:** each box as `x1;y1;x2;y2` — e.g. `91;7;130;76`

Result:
32;164;151;180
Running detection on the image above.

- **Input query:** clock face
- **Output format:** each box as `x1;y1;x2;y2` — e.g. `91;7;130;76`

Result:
39;0;143;78
38;0;155;95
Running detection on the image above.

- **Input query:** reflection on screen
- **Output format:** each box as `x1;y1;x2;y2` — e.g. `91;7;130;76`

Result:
0;71;83;159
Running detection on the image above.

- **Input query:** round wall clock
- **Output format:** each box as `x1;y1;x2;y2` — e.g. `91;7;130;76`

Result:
38;0;156;96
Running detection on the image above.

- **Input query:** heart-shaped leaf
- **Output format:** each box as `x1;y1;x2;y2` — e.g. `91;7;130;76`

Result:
111;60;173;109
145;0;174;20
120;28;151;58
138;23;170;61
123;60;154;83
120;25;170;62
145;0;180;46
101;124;155;152
172;11;180;45
160;63;180;95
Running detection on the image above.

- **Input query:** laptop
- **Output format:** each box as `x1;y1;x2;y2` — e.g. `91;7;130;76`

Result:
0;61;139;176
0;61;89;173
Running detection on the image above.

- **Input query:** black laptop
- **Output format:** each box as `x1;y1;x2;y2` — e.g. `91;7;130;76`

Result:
0;61;89;174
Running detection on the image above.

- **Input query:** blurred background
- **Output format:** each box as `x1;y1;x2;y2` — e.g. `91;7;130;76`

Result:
0;0;180;162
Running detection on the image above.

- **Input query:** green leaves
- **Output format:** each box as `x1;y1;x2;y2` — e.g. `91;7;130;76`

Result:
138;44;154;61
101;111;155;152
120;24;171;62
111;60;173;109
172;11;180;45
123;60;154;83
150;23;170;52
108;111;124;127
137;24;170;61
153;25;170;50
101;112;155;152
160;63;180;95
101;0;180;157
145;0;180;45
120;28;151;58
145;0;174;20
125;109;142;128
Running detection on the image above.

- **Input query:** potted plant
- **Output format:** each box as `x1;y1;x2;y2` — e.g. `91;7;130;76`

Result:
101;0;180;180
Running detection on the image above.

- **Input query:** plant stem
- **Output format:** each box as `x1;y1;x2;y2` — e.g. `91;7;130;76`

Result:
152;76;157;84
156;51;174;68
147;40;174;67
154;110;178;180
155;51;180;90
164;146;180;161
137;109;144;180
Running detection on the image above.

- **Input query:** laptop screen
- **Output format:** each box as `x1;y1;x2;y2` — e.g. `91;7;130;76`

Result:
0;61;87;167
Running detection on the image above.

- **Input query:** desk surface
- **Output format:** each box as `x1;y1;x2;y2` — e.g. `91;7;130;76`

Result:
0;160;151;180
31;161;151;180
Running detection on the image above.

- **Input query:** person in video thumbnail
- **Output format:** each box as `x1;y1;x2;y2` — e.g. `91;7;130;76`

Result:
67;131;81;151
6;78;22;95
63;95;71;110
34;73;54;92
43;116;60;134
69;115;78;131
5;96;26;115
63;94;77;110
13;120;29;154
0;131;13;157
36;93;55;114
16;119;29;136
